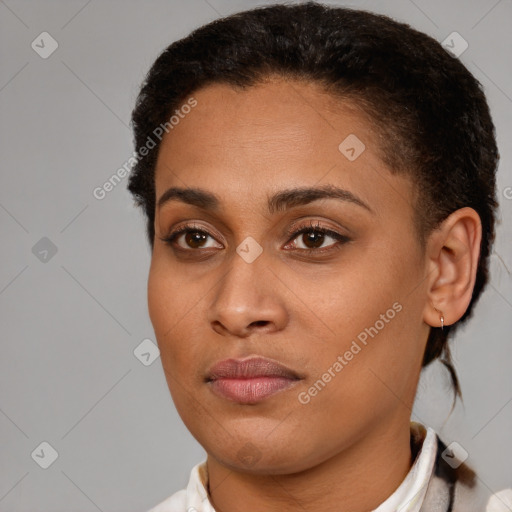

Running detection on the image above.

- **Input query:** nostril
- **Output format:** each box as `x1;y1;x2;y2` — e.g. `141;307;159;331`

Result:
250;321;269;328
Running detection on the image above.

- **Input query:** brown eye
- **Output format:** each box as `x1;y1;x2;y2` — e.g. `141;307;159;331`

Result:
298;230;328;249
285;221;351;256
286;223;349;253
159;224;223;250
183;231;209;249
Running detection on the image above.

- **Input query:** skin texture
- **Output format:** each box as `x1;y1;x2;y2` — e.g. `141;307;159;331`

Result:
148;77;481;512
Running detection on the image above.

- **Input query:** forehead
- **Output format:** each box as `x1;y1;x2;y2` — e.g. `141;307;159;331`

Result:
157;78;374;166
154;78;414;219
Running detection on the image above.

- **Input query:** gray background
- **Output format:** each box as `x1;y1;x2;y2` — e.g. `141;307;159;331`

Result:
0;0;511;510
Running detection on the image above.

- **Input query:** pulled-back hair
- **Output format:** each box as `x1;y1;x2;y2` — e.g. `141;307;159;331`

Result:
127;2;499;399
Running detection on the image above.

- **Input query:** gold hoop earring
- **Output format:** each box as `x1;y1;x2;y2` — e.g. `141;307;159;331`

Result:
431;303;444;330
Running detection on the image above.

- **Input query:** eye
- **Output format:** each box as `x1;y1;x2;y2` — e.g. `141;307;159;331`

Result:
159;223;222;250
283;220;350;254
158;220;350;255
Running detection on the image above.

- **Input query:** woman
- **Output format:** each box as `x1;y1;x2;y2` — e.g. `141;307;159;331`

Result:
127;3;510;511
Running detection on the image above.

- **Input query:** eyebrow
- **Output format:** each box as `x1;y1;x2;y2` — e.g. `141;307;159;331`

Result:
157;184;373;215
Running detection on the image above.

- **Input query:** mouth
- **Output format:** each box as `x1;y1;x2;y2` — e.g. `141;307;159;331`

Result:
206;356;302;404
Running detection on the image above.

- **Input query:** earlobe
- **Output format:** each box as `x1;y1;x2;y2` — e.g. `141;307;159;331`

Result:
423;207;482;329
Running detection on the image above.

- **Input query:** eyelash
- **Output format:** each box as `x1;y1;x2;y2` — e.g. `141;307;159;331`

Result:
159;220;350;256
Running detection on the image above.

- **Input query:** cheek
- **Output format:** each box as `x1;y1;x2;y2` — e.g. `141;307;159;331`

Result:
147;250;199;335
147;259;193;364
147;262;172;340
305;241;426;387
294;302;421;449
147;261;205;415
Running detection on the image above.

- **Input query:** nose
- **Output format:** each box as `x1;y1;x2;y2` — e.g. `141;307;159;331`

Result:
207;252;289;338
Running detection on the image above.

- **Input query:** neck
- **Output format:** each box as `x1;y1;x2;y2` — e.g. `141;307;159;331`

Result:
206;417;413;512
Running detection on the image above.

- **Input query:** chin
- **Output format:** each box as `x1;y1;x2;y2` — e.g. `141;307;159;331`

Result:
203;431;321;475
215;450;311;475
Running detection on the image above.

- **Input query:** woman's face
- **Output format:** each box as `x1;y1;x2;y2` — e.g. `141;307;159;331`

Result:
148;78;432;474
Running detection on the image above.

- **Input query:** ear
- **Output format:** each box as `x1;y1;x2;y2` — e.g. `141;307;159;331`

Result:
423;207;482;328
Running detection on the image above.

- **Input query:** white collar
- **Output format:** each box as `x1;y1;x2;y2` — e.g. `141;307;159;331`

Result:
372;425;437;512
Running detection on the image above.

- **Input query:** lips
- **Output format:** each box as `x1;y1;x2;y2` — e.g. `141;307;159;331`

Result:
206;356;302;404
